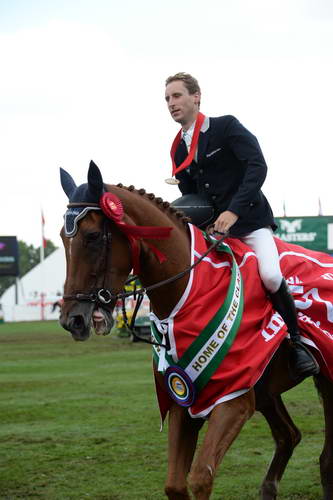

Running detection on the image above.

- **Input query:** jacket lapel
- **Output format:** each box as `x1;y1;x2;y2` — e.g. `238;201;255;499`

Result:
175;140;188;165
197;117;210;164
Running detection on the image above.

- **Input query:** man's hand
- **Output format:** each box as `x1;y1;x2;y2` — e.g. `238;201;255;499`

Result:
213;210;239;233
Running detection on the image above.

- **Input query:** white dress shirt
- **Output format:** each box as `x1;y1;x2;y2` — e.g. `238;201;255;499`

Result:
182;122;195;151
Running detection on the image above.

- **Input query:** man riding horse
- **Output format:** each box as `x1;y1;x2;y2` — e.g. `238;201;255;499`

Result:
165;72;318;380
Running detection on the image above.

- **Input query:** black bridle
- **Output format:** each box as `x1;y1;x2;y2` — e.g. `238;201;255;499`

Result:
63;203;116;307
63;203;227;345
63;219;115;306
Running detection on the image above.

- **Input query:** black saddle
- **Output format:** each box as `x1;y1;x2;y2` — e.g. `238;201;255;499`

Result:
171;194;215;229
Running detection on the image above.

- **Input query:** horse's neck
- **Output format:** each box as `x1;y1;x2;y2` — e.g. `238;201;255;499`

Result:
140;224;191;319
118;188;191;319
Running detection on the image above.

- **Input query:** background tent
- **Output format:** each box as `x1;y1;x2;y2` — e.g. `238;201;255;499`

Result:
0;248;65;322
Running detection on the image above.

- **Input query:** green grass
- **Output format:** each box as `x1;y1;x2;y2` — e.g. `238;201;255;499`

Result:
0;321;324;499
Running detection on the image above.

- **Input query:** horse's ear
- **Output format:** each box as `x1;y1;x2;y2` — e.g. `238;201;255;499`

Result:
60;167;77;199
88;160;104;198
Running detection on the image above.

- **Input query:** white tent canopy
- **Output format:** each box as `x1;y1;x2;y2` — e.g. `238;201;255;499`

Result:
1;247;65;322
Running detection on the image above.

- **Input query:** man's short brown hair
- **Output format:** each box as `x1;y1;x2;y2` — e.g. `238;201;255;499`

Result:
165;72;201;95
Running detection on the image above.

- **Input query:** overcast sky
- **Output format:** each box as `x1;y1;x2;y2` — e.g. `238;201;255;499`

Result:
1;0;332;248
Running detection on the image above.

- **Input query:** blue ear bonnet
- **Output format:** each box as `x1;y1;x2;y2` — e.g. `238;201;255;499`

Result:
64;205;101;237
68;184;102;204
63;183;102;238
60;161;105;237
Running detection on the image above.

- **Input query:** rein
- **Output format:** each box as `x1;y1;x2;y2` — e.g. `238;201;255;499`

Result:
118;231;228;346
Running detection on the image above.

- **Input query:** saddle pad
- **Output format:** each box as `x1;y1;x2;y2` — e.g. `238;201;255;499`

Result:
153;224;333;420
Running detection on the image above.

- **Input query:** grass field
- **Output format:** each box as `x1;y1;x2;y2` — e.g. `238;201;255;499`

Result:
0;321;324;499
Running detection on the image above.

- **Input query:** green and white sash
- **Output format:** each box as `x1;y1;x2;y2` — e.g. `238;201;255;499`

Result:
151;241;244;406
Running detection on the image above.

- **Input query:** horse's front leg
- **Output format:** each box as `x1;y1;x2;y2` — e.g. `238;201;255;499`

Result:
188;389;255;500
165;403;204;499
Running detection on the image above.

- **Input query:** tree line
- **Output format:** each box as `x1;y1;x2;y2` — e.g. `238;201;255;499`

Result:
0;240;57;296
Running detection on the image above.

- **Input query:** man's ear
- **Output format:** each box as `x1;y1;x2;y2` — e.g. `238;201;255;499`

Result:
193;91;201;106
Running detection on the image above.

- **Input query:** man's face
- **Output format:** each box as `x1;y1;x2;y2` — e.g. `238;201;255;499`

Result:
165;80;200;127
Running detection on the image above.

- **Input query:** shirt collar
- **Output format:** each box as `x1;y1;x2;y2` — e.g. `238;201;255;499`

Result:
182;116;210;139
182;121;195;140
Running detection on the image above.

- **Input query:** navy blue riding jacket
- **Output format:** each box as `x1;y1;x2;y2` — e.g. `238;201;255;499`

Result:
174;115;276;237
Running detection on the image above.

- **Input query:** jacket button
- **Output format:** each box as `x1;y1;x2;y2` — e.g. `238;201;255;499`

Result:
199;169;203;174
250;202;254;207
204;183;210;188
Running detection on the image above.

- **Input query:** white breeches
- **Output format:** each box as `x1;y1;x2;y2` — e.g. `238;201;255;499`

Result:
241;227;283;293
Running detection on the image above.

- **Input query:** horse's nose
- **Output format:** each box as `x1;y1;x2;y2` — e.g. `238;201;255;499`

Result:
70;314;85;330
67;314;91;341
59;302;94;340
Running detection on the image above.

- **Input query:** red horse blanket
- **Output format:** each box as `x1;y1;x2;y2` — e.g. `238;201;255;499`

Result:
152;224;333;419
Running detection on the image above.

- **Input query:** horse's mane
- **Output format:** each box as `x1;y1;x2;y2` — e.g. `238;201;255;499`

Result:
115;183;191;227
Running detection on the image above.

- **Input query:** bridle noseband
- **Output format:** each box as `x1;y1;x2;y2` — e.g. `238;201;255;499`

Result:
67;288;114;305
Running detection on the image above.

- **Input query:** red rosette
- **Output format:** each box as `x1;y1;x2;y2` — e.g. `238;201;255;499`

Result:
100;193;124;223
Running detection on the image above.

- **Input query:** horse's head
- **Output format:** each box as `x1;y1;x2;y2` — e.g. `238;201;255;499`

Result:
59;161;132;341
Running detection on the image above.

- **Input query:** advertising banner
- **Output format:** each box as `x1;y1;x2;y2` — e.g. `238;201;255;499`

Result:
0;236;19;276
275;216;333;254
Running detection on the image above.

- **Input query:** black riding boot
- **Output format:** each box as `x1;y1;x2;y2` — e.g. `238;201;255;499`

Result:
270;279;319;380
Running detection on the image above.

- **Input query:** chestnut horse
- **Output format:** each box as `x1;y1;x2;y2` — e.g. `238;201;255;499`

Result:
59;161;333;500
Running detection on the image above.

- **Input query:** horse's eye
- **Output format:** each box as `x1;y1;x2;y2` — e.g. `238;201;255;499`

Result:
86;232;101;242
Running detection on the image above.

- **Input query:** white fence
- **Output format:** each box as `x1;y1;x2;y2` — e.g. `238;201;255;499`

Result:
2;295;62;322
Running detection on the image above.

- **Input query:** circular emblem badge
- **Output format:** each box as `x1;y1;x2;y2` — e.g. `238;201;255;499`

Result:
165;366;196;407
